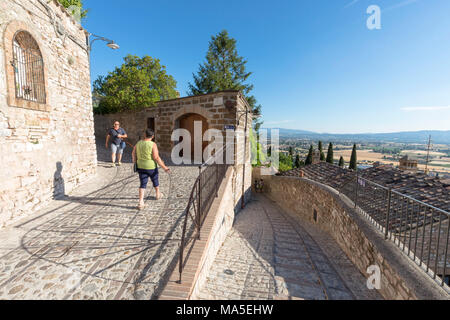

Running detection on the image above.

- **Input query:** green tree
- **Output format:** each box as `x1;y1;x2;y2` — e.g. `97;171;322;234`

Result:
350;144;358;170
93;55;178;114
295;154;304;168
250;128;266;166
279;153;293;172
339;156;345;168
326;143;334;164
318;141;325;161
305;145;314;166
188;30;262;129
58;0;88;19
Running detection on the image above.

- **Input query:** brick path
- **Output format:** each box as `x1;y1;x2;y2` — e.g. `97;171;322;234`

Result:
0;145;198;300
196;194;382;300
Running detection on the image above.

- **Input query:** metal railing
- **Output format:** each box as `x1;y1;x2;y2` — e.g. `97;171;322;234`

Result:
178;146;229;283
339;173;450;289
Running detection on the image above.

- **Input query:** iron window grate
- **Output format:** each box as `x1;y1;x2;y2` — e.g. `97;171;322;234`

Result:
12;40;46;104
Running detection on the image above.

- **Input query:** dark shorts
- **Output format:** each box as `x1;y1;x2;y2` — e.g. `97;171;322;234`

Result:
138;168;159;189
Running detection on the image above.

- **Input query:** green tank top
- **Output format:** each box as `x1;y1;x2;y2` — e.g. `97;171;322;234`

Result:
136;140;157;170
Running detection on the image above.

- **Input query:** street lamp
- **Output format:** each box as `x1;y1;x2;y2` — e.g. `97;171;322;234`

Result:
87;33;120;52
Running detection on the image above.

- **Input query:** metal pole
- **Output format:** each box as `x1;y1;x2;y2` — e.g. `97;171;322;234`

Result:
241;104;249;210
197;166;202;240
433;211;443;280
426;208;435;272
216;163;219;198
441;221;450;286
385;188;392;240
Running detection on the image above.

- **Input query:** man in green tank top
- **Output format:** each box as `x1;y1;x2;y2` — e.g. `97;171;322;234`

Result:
132;129;170;210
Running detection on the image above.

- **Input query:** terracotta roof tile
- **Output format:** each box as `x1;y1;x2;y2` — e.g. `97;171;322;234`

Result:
279;163;449;213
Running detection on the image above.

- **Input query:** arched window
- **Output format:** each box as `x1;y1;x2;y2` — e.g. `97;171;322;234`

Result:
12;31;46;104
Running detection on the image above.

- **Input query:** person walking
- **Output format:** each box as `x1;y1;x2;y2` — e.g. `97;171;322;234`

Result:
132;129;170;210
106;121;128;167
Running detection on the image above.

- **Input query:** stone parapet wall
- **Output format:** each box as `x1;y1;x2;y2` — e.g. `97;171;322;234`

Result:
254;169;449;300
0;0;97;228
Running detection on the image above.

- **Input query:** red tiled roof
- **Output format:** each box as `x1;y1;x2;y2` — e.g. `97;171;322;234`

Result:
278;163;449;213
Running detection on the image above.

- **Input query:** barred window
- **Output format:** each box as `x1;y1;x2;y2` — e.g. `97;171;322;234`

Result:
12;31;46;104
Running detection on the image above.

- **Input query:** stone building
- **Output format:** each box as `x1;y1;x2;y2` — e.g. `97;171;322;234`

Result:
0;0;96;227
399;155;418;172
312;150;321;164
95;90;253;210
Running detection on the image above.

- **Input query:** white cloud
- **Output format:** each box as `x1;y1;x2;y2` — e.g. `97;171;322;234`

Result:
401;106;450;112
264;120;295;125
344;0;359;8
383;0;419;13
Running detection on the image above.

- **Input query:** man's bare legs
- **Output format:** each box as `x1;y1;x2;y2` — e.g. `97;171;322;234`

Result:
111;152;116;165
117;152;123;165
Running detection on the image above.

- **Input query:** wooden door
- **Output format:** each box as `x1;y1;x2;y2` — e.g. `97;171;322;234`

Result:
179;114;208;162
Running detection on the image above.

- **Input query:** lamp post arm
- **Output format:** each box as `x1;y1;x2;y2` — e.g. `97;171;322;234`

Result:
87;33;116;52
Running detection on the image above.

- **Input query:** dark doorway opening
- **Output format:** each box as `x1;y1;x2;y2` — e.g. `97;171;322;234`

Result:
178;113;208;163
147;117;155;131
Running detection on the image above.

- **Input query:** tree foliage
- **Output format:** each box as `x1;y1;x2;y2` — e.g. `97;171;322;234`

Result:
279;153;293;172
93;55;178;114
295;155;304;168
250;128;267;166
318;141;325;161
305;145;314;166
289;147;294;158
188;30;262;129
350;144;358;170
326;143;334;164
339;156;345;168
58;0;88;19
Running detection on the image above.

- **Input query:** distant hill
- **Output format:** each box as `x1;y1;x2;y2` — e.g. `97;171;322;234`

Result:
264;129;450;144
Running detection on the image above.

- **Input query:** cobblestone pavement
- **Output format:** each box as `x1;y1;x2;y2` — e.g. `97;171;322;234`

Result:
197;194;383;300
0;144;198;300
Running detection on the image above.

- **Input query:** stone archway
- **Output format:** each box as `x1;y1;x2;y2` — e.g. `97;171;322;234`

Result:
176;113;209;163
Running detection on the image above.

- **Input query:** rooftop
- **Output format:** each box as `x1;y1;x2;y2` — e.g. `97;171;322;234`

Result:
279;162;450;212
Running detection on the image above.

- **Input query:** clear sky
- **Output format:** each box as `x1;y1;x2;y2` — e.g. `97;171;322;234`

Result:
84;0;450;134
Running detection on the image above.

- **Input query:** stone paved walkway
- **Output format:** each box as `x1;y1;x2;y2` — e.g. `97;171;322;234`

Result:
196;194;382;300
0;145;198;300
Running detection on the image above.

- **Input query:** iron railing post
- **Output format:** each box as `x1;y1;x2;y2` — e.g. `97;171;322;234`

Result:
216;163;219;198
197;166;202;240
354;173;359;208
385;188;392;240
442;221;450;286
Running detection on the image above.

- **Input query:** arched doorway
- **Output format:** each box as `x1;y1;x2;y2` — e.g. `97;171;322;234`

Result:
177;113;209;163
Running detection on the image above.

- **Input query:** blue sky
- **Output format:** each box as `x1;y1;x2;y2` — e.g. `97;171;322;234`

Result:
84;0;450;134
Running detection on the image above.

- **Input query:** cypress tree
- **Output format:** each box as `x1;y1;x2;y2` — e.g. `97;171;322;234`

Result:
326;143;334;164
289;147;294;158
318;141;325;161
188;30;262;128
339;156;345;168
295;154;302;168
305;145;314;165
349;144;358;170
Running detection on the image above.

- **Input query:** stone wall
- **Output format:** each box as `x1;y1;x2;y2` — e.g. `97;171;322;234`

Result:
254;169;449;300
0;0;96;228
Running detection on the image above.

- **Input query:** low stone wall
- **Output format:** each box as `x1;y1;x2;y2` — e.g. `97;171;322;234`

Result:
255;169;448;300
